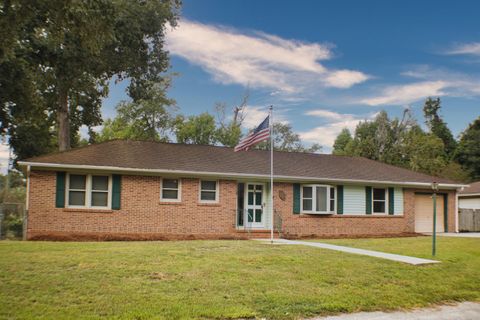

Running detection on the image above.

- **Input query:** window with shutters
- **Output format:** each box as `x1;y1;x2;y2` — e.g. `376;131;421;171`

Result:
372;188;388;214
199;180;219;203
161;178;181;202
66;174;111;209
301;184;336;214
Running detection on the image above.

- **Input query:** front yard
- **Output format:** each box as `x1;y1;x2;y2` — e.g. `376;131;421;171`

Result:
0;237;479;319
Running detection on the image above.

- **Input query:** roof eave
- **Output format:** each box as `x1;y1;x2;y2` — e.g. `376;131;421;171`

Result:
458;193;480;197
18;161;467;189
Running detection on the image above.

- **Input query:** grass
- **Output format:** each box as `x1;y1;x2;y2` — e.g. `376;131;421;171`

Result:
0;237;479;319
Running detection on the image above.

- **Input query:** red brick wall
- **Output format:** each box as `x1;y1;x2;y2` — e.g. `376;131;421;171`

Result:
26;170;458;240
27;170;239;240
274;183;457;238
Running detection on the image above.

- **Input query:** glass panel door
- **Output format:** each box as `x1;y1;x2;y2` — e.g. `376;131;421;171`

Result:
245;183;264;228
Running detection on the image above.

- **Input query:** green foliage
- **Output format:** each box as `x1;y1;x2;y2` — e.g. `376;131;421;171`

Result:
256;123;321;152
97;82;176;142
336;110;453;177
216;123;242;147
332;128;353;155
401;130;446;176
439;161;472;183
455;117;480;180
0;0;180;157
174;113;218;145
423;97;457;158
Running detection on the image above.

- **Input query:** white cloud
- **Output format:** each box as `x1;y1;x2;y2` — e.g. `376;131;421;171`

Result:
166;20;368;94
446;42;480;56
360;81;449;106
299;110;375;149
305;109;354;121
241;105;287;129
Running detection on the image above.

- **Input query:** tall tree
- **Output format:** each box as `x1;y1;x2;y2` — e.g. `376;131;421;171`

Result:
334;109;450;176
0;0;180;157
423;97;457;158
256;123;321;153
174;113;218;145
97;82;176;142
214;94;247;147
455;117;480;180
332;128;353;155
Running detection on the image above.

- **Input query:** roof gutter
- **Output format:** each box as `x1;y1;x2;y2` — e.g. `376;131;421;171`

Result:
17;161;467;189
458;193;480;197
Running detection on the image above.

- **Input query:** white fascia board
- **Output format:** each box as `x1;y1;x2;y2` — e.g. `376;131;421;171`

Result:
17;161;467;190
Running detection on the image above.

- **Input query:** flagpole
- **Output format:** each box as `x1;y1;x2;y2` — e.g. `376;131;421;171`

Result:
269;105;274;244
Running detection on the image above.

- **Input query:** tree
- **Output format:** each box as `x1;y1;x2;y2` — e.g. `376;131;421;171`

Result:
400;128;446;176
334;109;450;176
97;82;176;142
214;94;247;147
332;128;352;155
455;117;480;180
423;97;457;158
256;123;321;153
174;113;218;145
0;0;180;157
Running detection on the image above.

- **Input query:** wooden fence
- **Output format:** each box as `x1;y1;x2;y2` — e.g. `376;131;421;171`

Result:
459;209;480;232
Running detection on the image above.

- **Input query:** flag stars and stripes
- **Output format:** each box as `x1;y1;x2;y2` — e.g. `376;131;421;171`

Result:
234;116;270;152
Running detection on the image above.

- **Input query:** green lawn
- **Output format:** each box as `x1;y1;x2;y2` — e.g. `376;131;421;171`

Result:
0;237;479;319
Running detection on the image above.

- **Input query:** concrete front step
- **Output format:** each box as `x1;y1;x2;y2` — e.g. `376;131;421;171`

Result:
236;230;280;239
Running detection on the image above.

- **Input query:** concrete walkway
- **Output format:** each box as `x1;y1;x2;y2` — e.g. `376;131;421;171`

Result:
310;302;480;320
262;239;440;265
436;232;480;238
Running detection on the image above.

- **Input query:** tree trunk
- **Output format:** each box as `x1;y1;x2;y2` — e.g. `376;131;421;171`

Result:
57;89;70;151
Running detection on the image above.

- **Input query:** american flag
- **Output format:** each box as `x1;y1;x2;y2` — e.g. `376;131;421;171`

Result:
234;116;270;152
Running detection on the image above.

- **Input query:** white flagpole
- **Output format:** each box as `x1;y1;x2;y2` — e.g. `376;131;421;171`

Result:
269;105;274;244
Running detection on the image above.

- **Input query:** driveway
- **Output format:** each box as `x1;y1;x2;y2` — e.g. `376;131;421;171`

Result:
311;302;480;320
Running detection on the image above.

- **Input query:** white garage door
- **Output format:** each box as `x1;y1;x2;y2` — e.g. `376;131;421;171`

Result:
415;194;444;233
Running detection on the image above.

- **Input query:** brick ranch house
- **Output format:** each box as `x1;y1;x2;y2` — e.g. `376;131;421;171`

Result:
18;140;466;240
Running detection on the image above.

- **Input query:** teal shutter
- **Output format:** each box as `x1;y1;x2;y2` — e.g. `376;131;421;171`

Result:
293;183;300;214
443;194;448;232
365;186;372;215
112;175;122;210
337;185;344;214
388;187;394;215
56;172;66;208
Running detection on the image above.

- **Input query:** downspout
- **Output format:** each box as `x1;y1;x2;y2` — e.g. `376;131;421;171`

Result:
24;165;30;240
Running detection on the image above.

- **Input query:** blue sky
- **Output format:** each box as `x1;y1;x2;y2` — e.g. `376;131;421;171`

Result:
73;1;480;153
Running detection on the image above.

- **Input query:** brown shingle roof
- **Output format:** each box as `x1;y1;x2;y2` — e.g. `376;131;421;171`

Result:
459;181;480;194
21;140;459;185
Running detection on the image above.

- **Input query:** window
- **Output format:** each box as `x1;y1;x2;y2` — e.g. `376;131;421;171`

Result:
372;188;387;214
67;174;111;208
161;179;181;201
199;180;218;203
301;185;335;214
91;176;109;207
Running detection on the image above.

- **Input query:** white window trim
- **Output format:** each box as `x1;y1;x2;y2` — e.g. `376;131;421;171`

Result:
160;178;182;202
301;184;336;214
372;187;388;215
198;179;219;203
66;173;112;209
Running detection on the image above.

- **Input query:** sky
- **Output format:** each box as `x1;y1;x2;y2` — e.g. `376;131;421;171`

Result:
3;0;480;172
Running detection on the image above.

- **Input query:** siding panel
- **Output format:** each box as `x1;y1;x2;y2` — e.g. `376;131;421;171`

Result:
394;187;404;215
343;185;366;215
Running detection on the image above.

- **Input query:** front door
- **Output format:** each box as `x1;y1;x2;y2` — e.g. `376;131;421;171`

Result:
245;183;265;228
